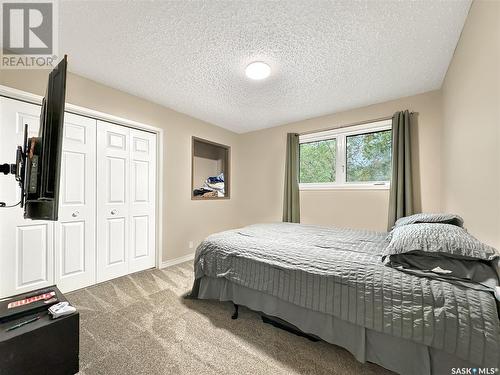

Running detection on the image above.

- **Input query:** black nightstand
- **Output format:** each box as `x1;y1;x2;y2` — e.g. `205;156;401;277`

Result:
0;286;79;375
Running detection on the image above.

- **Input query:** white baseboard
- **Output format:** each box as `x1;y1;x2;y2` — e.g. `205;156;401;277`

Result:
160;253;195;269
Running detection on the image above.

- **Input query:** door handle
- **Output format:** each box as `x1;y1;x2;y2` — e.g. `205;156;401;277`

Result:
72;211;79;218
110;209;117;215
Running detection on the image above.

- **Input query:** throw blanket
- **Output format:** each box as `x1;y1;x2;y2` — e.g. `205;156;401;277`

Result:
192;223;500;367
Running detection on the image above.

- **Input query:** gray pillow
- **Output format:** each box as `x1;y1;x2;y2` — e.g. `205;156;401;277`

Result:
384;253;499;292
384;223;499;261
393;213;464;229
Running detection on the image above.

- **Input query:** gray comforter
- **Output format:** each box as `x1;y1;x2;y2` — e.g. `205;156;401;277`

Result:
191;223;500;367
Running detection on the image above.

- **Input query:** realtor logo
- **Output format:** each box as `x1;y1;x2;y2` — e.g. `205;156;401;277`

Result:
1;0;58;68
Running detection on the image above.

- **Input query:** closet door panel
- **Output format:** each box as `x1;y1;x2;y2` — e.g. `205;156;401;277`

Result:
132;215;149;258
107;217;126;264
129;129;156;272
16;224;51;288
60;221;85;274
97;121;130;282
0;97;54;298
55;113;96;292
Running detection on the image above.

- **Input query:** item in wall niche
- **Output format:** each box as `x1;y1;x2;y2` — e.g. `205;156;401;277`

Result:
202;191;218;198
204;172;225;194
206;181;224;192
193;188;213;196
193;173;225;198
206;173;224;184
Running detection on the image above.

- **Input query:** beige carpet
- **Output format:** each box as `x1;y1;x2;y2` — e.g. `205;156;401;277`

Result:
67;262;393;375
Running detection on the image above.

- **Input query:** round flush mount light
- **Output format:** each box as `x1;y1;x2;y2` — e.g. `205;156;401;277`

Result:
245;61;271;80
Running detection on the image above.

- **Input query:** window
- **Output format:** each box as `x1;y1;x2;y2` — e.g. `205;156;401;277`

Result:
346;130;392;182
299;120;392;189
300;139;336;183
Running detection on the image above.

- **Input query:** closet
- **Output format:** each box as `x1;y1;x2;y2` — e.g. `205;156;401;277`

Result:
96;121;156;282
0;96;157;298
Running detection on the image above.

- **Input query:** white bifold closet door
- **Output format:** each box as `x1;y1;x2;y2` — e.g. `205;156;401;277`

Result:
129;128;157;273
0;100;97;295
54;113;96;292
0;96;156;298
96;121;156;283
0;97;54;297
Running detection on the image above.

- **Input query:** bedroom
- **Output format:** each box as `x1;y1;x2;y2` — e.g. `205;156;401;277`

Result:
0;0;498;374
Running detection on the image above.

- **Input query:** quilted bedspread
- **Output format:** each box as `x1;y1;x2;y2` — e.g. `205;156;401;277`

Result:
191;223;500;366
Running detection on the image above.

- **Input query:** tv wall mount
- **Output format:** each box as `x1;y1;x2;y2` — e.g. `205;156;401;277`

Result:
0;124;28;208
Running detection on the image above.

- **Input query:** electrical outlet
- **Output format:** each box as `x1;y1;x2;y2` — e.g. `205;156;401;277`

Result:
188;241;194;249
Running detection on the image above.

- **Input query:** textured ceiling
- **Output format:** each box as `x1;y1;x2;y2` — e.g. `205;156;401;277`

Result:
60;0;471;133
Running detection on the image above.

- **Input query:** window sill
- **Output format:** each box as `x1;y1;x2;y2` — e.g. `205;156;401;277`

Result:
299;183;390;191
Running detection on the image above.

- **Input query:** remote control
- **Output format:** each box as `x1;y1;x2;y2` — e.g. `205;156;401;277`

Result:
48;302;76;319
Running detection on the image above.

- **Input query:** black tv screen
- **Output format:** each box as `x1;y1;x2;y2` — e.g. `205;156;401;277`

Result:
24;56;67;221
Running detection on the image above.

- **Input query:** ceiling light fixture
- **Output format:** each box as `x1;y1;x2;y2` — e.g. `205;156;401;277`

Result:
245;61;271;80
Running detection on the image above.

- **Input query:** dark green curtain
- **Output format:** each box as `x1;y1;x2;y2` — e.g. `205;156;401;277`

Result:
388;110;413;230
283;133;300;223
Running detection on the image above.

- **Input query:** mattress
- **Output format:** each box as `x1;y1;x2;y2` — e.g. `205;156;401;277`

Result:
191;223;500;369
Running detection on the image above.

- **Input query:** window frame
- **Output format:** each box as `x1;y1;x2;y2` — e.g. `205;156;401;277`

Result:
299;119;392;190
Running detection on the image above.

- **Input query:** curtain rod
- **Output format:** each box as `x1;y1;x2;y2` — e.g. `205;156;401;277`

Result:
298;112;416;136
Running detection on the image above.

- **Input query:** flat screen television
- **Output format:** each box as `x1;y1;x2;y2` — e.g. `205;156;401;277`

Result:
0;56;68;220
23;56;68;220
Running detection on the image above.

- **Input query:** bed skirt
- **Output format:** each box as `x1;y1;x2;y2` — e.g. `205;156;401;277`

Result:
196;276;476;375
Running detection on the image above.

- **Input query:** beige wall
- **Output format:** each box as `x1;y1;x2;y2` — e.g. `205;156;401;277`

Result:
441;0;500;248
0;70;242;262
238;91;443;232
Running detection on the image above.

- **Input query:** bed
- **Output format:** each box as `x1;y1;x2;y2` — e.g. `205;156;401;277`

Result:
190;222;500;375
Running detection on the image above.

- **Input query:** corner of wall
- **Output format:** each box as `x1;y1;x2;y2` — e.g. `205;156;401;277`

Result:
440;0;500;248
